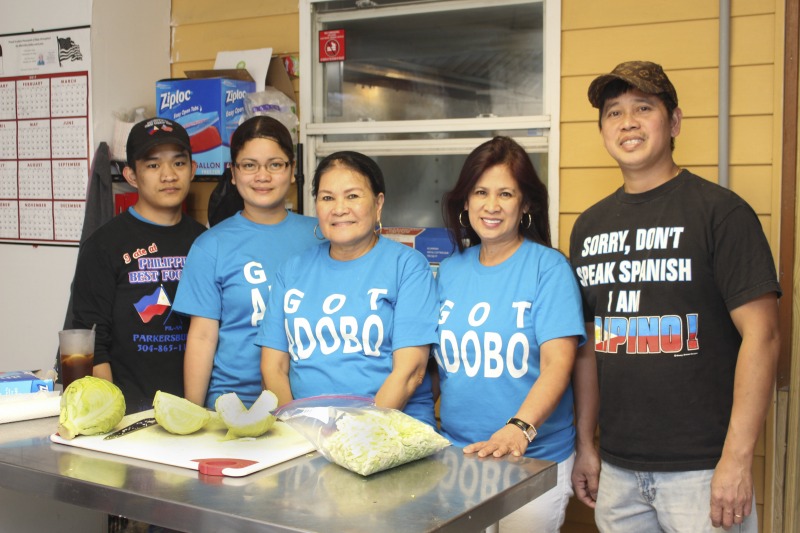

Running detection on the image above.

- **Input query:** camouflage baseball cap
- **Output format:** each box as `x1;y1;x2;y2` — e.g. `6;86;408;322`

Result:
588;60;678;109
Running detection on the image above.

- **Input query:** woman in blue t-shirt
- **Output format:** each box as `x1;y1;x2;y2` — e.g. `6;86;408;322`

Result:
174;116;318;408
435;137;586;532
256;151;438;426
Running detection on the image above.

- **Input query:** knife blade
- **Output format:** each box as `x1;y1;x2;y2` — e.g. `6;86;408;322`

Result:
103;417;158;440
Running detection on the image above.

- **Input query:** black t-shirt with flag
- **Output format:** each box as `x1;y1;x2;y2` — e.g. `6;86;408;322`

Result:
72;209;205;413
569;170;781;472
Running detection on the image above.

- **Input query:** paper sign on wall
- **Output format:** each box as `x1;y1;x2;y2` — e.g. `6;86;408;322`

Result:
319;29;345;63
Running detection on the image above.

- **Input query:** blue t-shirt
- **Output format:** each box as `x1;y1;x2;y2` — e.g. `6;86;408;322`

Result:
255;237;439;426
174;211;319;408
434;239;586;462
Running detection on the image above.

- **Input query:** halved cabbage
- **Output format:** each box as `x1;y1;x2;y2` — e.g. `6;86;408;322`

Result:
153;390;210;435
215;390;278;439
58;376;126;440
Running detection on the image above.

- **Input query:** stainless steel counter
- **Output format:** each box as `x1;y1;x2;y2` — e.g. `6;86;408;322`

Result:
0;416;556;532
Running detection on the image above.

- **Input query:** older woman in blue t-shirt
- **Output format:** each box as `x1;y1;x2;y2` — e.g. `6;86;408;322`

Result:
256;151;438;426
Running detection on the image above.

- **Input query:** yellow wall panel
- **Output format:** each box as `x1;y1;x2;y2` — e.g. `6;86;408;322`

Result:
561;75;598;123
560;168;621;213
561;0;716;30
562;0;773;32
675;117;718;166
729;115;773;166
172;14;300;63
670;69;719;118
685;165;719;184
731;64;774;116
560;123;614;169
562;19;718;77
559;214;579;255
757;215;772;245
732;0;776;16
729;165;772;214
172;0;298;25
730;14;774;66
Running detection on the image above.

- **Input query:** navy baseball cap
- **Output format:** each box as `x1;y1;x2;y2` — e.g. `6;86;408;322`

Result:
126;117;191;164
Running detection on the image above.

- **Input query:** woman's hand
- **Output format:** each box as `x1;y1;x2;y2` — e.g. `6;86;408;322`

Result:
464;424;530;458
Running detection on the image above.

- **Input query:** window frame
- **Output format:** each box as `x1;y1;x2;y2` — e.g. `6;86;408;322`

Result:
299;0;561;240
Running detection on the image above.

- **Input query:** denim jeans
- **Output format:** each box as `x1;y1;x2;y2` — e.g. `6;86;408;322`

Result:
595;460;758;533
492;452;575;533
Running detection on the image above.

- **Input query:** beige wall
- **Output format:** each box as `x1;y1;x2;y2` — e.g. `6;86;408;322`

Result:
170;1;786;531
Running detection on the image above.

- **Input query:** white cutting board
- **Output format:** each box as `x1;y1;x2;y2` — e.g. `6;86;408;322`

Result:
50;410;316;477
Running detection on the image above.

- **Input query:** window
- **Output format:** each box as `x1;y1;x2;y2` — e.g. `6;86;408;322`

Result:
300;0;560;235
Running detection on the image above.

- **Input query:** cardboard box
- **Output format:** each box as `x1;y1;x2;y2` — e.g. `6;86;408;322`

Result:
0;371;54;396
156;69;255;175
155;59;296;176
381;227;455;264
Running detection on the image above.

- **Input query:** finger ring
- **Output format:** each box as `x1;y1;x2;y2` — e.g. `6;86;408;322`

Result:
734;514;743;518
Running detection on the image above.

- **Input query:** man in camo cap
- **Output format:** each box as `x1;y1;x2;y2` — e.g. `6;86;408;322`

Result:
569;60;780;532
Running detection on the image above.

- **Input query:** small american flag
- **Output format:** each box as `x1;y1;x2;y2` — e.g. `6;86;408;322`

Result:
57;36;83;66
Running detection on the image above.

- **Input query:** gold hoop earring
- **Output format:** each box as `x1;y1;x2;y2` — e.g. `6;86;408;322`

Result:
521;212;532;229
374;220;383;236
313;224;326;240
458;210;469;228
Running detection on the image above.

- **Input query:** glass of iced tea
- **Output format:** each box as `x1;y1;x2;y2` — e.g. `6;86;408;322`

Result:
58;329;95;389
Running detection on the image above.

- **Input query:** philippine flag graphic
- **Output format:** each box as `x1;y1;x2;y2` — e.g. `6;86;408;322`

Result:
134;286;171;324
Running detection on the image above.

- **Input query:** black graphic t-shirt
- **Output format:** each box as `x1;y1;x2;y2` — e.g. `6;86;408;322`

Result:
72;210;205;413
569;170;781;471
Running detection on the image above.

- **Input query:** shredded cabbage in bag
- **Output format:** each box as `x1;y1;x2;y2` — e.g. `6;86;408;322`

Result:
325;409;449;475
277;395;450;476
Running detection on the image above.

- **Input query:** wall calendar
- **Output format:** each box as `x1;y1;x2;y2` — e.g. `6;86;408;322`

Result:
0;26;91;245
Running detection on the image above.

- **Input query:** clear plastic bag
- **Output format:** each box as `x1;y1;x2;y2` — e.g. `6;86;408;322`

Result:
276;395;450;476
243;87;299;143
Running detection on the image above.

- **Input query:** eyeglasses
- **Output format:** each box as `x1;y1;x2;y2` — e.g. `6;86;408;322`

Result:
234;159;291;175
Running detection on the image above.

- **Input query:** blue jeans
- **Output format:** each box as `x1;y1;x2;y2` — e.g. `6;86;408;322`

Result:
595;460;758;533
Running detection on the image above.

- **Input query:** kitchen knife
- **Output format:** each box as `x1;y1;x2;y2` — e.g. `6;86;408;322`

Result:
103;417;157;440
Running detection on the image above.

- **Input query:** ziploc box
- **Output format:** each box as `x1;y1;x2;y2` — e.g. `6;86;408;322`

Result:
0;371;54;395
156;69;255;175
381;227;455;264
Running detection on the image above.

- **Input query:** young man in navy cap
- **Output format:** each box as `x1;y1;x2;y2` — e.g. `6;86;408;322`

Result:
71;117;206;413
568;61;781;532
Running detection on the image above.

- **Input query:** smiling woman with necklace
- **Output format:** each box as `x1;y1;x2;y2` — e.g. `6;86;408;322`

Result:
434;136;586;532
257;151;439;426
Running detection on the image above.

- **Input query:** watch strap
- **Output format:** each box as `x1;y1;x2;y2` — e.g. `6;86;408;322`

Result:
506;417;537;442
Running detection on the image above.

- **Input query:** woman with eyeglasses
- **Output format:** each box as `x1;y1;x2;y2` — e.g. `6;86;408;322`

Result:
174;116;319;408
256;151;439;426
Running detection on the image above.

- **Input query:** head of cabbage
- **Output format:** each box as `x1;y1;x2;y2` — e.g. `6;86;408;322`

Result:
58;376;126;439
